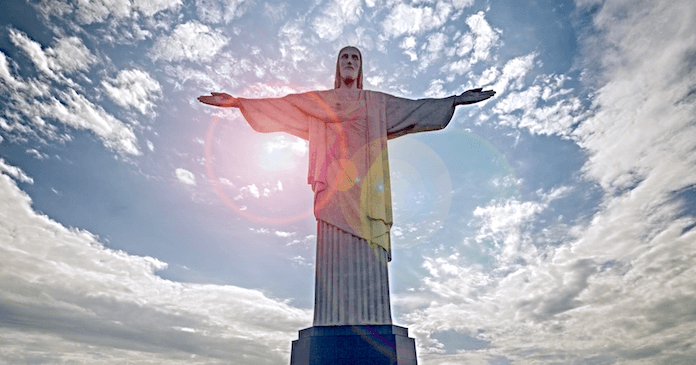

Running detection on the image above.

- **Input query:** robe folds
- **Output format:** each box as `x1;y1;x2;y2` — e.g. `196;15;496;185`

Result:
238;90;456;260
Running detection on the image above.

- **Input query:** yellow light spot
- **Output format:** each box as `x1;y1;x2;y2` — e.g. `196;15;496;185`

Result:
329;159;358;192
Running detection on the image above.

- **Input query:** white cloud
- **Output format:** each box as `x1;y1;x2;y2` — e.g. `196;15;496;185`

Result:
573;1;696;194
463;11;499;63
102;69;162;115
0;158;34;184
242;82;307;98
366;75;384;86
74;0;132;24
418;32;448;70
164;64;223;91
402;209;696;362
286;235;316;247
471;187;570;265
424;79;447;98
9;28;58;78
25;148;49;160
495;84;539;114
278;19;311;66
6;30;140;150
134;0;182;17
475;66;499;87
51;89;141;155
219;177;234;187
238;183;260;198
312;0;363;41
35;0;73;19
382;2;453;38
8;30;97;91
399;36;418;61
420;253;492;299
0;168;311;363
289;255;312;268
0;52;23;89
262;2;287;23
11;30;96;76
441;11;500;76
44;0;181;24
451;0;474;9
493;75;585;137
175;168;196;185
441;58;471;76
473;198;545;264
394;1;696;363
275;230;296;238
263;135;308;156
196;0;250;24
473;199;543;238
150;21;229;62
455;32;474;57
426;32;448;54
488;52;536;94
46;36;98;73
0;46;140;156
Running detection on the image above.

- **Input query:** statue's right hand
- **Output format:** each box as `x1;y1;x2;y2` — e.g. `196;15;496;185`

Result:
197;92;240;108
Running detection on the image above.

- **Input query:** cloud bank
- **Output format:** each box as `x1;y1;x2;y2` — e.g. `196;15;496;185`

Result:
0;162;311;364
393;1;696;363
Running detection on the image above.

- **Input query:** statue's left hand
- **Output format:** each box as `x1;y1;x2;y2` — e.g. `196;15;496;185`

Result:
455;88;496;105
197;92;240;108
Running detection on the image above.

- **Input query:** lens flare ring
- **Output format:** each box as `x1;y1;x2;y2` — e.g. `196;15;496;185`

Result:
204;91;374;225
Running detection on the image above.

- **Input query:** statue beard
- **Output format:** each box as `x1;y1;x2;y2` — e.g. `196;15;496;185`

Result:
341;76;356;88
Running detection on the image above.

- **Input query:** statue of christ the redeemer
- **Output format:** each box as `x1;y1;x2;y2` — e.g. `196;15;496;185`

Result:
198;46;494;327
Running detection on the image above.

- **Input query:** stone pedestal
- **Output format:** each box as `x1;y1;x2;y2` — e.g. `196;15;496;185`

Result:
290;325;417;365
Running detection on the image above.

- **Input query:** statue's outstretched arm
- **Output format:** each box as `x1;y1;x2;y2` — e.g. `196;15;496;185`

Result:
198;92;240;108
454;88;496;106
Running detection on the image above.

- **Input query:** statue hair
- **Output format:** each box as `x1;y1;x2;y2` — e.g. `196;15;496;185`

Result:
334;46;363;89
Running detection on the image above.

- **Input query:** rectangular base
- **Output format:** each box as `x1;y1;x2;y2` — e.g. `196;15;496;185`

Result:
290;325;417;365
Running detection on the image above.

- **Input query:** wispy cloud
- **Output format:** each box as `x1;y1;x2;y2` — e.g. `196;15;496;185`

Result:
312;0;363;41
2;29;141;156
286;234;316;247
289;255;313;268
0;158;34;184
275;230;296;238
262;135;308;156
382;2;454;38
238;183;259;198
436;11;501;78
37;0;181;24
102;69;162;115
196;0;251;24
493;74;586;137
150;21;229;62
278;18;312;67
135;0;183;17
487;52;536;94
175;168;196;185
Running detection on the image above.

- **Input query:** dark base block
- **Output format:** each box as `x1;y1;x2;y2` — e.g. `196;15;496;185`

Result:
290;325;417;365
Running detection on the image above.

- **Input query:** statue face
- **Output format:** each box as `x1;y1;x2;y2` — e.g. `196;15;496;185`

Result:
338;47;361;81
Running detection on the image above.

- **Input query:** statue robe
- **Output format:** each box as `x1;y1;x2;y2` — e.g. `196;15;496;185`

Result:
238;90;456;261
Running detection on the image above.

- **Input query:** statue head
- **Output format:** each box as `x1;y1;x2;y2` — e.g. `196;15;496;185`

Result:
334;46;363;89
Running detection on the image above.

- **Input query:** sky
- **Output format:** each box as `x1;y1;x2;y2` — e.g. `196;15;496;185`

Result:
0;0;695;364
